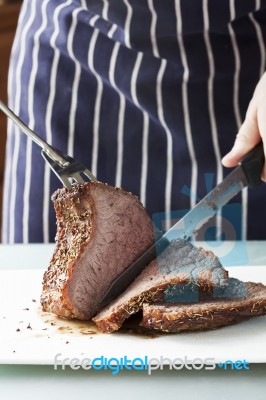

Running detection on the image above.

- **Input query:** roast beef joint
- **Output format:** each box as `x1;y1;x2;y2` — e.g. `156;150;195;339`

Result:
41;182;266;333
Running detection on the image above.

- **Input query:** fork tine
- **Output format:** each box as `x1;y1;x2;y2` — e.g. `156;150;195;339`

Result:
42;150;97;189
41;150;73;189
72;174;86;184
81;169;97;182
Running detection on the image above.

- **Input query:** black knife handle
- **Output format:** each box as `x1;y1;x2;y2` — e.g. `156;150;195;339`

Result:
241;142;265;188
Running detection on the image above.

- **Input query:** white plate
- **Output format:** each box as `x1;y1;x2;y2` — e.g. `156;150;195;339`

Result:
1;266;266;365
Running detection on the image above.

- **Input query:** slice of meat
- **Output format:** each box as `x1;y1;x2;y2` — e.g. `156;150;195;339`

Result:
41;182;154;320
93;240;228;333
141;281;266;332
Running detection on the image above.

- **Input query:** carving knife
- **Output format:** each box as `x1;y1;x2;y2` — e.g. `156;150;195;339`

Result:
100;142;265;307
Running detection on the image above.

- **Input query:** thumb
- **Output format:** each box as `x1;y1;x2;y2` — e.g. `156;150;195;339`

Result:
222;101;261;168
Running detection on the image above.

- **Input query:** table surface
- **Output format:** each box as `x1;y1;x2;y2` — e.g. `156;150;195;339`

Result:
1;242;266;400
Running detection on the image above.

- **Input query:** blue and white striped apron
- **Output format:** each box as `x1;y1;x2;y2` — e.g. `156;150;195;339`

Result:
2;0;266;243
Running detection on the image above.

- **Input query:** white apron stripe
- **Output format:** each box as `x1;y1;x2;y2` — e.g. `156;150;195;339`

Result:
140;113;149;207
241;186;248;241
123;0;133;48
102;0;108;20
203;0;223;236
108;23;118;38
23;0;50;243
131;52;149;206
147;0;159;58
43;0;72;243
148;0;173;223
9;0;37;244
175;0;198;209
131;52;142;108
109;42;125;188
157;59;173;229
67;7;83;157
203;0;222;184
100;0;119;38
89;15;100;27
109;0;134;187
88;29;102;177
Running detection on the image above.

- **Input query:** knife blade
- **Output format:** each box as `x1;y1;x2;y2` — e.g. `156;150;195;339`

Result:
100;142;265;307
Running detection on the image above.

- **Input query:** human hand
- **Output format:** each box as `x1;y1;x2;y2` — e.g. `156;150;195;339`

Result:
222;72;266;181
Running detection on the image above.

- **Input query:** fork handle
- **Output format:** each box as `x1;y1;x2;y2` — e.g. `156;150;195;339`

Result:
0;100;68;167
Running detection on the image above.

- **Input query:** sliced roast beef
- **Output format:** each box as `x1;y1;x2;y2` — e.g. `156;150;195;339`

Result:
41;182;154;320
93;240;228;333
141;280;266;332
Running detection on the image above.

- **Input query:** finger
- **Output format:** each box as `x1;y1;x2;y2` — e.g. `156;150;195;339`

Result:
222;101;261;167
257;101;266;181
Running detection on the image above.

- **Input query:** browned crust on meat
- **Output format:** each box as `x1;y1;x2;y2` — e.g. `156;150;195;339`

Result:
141;282;266;332
41;183;96;318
